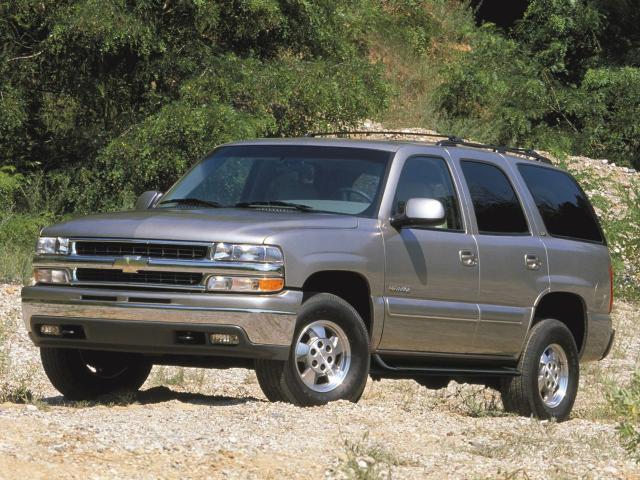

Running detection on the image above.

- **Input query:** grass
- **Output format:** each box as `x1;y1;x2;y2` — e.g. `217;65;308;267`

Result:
0;245;32;285
148;366;209;392
608;371;640;461
445;384;508;418
339;432;400;480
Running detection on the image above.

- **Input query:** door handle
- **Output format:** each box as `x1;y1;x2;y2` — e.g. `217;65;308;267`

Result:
525;254;542;271
459;250;478;267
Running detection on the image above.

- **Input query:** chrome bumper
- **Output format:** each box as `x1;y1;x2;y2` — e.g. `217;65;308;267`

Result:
22;285;302;347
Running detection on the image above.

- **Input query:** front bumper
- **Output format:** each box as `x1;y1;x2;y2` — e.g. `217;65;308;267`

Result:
22;285;302;360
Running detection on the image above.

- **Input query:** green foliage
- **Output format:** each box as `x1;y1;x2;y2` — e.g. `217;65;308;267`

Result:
593;0;640;66
436;25;572;152
0;0;389;215
76;55;386;212
514;0;602;81
0;166;23;206
433;0;640;169
609;370;640;461
0;210;55;283
573;67;640;166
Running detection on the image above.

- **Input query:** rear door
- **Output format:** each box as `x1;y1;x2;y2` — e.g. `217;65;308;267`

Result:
455;156;549;356
379;154;480;354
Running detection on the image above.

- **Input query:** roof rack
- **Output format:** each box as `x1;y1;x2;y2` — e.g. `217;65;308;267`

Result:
304;130;464;143
436;138;552;164
304;130;552;164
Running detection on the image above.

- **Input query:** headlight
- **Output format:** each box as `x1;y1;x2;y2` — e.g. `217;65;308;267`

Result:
213;243;283;263
206;276;284;293
34;268;70;284
36;237;69;255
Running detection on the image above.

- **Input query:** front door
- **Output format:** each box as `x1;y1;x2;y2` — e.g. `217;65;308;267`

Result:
379;155;480;354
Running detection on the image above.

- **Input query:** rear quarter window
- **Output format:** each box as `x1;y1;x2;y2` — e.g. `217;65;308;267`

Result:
517;164;604;243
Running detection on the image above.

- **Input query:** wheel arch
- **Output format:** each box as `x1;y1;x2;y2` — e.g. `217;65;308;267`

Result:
301;270;373;337
531;291;587;355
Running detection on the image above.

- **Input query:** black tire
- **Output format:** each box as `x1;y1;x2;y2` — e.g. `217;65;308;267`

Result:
278;293;370;407
416;376;451;390
500;319;579;421
40;348;152;401
254;360;287;402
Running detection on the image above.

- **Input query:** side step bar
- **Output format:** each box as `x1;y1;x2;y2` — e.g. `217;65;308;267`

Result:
371;354;520;377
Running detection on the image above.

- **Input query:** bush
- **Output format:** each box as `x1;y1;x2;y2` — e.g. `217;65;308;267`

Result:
0;0;391;213
573;67;640;169
436;25;573;153
513;0;602;82
76;55;387;212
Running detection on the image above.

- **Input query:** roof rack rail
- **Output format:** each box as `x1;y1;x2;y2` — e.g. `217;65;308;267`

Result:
304;130;464;143
436;138;552;164
304;130;552;164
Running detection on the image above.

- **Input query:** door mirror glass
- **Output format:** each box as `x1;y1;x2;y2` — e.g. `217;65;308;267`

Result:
135;191;163;210
391;198;445;228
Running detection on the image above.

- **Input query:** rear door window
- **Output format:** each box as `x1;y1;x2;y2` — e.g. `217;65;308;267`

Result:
460;160;529;235
517;164;604;243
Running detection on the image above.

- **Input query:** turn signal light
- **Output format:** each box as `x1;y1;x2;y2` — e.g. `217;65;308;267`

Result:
206;276;284;293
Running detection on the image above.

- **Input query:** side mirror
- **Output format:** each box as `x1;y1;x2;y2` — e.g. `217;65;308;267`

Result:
391;198;446;229
135;191;163;210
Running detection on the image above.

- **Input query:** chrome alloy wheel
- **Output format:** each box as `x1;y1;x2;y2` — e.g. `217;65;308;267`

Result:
294;320;351;393
538;343;569;408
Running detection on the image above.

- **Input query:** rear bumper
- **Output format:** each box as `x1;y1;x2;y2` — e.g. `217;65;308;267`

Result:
22;285;302;360
582;311;614;362
601;329;616;360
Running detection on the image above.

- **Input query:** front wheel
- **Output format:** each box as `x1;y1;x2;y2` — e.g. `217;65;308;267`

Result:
266;293;370;406
40;348;152;401
500;319;579;421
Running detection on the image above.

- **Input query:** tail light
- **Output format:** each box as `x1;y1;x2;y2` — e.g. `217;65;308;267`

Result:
608;263;614;313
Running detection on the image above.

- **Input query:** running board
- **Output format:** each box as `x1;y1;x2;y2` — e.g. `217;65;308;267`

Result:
371;354;520;377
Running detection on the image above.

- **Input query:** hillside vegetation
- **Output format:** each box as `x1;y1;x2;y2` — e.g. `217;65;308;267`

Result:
2;0;639;297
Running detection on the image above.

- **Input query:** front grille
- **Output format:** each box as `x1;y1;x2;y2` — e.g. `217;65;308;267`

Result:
74;241;209;260
76;268;203;286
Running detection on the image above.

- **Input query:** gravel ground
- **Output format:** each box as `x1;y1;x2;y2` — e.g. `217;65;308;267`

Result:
1;284;639;479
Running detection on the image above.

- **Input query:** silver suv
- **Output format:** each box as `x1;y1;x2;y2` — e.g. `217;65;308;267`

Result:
22;135;615;420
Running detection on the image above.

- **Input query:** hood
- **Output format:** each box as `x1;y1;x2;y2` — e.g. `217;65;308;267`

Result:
41;208;358;244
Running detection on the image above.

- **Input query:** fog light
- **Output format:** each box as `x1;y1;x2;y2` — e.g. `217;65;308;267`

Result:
34;268;70;284
40;325;61;336
210;333;240;345
206;276;284;293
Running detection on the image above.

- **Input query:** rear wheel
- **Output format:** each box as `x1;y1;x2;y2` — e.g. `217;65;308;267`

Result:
40;348;152;401
257;293;370;406
500;319;579;421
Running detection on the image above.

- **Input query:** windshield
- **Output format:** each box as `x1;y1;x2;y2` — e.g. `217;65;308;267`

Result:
159;145;391;217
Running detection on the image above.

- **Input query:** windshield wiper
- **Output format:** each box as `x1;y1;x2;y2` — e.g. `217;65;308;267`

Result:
158;198;222;208
233;201;313;212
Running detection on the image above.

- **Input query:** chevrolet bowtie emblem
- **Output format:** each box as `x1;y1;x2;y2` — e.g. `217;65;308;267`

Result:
113;256;148;274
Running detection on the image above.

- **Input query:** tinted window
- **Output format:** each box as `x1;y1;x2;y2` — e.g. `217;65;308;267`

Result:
393;156;463;231
461;160;529;234
518;164;604;243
